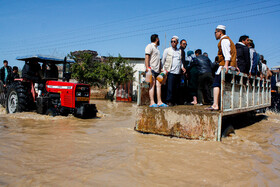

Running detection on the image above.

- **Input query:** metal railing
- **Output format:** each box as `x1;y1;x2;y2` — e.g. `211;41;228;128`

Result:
137;71;147;106
220;69;271;115
136;70;271;141
137;70;271;112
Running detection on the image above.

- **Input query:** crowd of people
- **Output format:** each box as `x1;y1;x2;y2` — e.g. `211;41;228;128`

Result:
145;25;272;109
0;60;19;87
0;59;59;89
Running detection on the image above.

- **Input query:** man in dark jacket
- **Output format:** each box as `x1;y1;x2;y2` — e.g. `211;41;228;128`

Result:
45;63;58;80
0;60;12;86
195;49;213;105
235;35;250;74
180;39;188;104
22;60;41;82
11;66;20;80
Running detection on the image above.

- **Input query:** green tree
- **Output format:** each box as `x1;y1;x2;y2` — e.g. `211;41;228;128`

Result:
68;51;135;101
100;55;135;101
68;50;105;87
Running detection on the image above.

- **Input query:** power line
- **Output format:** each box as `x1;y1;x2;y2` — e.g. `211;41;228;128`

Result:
1;8;279;57
4;0;244;47
1;3;279;55
2;0;270;47
1;0;222;44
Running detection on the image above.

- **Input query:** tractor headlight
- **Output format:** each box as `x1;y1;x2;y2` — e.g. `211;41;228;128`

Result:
76;92;82;97
84;93;89;97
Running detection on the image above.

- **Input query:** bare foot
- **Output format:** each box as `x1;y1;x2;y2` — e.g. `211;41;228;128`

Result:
191;101;197;105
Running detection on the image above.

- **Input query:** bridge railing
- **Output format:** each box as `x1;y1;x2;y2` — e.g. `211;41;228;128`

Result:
135;69;271;141
220;69;271;116
137;69;271;113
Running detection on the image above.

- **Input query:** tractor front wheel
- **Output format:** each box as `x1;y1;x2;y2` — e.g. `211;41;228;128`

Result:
46;108;57;117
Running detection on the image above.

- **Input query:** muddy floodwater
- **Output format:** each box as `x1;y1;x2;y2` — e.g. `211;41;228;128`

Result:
0;100;280;186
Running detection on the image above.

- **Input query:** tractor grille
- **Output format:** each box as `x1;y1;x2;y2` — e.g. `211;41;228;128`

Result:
75;86;90;106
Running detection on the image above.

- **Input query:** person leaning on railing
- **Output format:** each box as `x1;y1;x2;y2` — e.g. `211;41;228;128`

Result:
261;60;272;80
205;25;238;111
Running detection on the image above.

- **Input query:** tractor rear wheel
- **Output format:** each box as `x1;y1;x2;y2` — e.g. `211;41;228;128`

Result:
0;81;6;108
6;82;34;113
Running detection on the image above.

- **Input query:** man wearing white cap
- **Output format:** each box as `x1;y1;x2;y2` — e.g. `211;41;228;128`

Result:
206;25;237;111
162;36;186;106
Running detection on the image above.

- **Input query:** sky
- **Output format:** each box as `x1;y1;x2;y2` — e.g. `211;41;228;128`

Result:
0;0;280;69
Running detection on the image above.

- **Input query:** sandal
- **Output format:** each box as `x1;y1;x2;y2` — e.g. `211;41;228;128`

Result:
205;106;219;111
158;103;168;107
149;104;158;108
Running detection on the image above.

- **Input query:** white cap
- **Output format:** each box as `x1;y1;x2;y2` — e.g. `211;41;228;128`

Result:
172;35;179;41
216;25;226;30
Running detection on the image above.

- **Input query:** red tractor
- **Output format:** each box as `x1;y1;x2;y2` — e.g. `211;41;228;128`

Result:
0;55;97;118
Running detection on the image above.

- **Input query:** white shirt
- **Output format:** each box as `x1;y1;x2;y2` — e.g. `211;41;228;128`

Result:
215;35;233;75
237;42;245;46
249;47;256;72
162;47;182;74
220;35;231;61
145;43;161;73
262;63;268;76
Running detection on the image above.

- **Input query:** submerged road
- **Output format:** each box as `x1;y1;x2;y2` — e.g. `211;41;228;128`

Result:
0;100;279;186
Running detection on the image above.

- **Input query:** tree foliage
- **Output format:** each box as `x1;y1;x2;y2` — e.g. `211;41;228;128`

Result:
100;55;135;99
68;51;135;100
68;50;104;87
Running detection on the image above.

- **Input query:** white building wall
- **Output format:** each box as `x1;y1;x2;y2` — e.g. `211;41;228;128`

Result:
126;59;145;92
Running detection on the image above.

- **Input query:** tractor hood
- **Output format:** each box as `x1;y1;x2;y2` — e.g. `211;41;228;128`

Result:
46;80;89;90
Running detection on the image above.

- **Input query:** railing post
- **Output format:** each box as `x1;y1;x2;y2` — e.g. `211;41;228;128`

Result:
253;77;255;105
257;79;260;105
268;82;271;105
265;81;268;104
231;73;235;110
262;80;264;105
239;75;243;109
217;113;222;141
246;76;249;107
220;69;225;112
137;71;142;106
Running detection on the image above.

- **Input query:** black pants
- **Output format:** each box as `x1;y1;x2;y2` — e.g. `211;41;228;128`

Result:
166;73;181;104
197;72;213;104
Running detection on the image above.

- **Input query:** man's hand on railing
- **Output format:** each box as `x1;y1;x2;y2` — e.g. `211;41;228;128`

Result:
236;67;240;75
223;65;229;74
181;67;186;74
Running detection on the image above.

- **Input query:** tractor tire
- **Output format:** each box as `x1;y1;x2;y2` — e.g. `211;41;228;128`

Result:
0;81;6;108
6;82;34;113
46;108;57;117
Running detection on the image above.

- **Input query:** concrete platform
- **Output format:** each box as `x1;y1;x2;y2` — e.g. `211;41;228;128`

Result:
135;70;271;141
135;105;221;141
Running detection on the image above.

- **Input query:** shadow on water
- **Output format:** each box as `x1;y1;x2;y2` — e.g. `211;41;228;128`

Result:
222;112;268;132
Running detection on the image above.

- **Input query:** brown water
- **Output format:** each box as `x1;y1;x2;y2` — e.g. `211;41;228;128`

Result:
0;100;280;186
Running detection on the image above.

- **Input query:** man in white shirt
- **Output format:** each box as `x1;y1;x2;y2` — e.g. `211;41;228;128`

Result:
145;34;167;107
162;36;186;106
261;59;272;79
